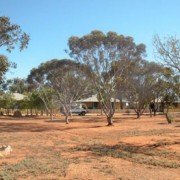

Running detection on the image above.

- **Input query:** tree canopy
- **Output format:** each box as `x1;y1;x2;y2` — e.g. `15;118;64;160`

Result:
28;59;91;123
0;16;29;90
0;55;9;84
0;16;29;52
154;35;180;73
68;30;146;125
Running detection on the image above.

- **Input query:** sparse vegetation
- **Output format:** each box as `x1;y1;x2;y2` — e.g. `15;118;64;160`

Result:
0;3;179;179
0;113;179;179
0;155;70;179
71;142;180;168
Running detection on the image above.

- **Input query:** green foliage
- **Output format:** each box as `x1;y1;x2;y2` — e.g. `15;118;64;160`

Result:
0;16;29;52
0;91;45;112
35;87;56;110
154;35;180;73
0;55;9;83
0;93;15;109
68;30;146;124
28;59;91;122
0;155;70;179
5;78;29;94
166;113;174;124
157;67;179;112
122;60;162;117
0;16;29;90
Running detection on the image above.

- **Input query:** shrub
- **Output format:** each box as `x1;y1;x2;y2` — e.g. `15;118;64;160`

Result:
13;110;22;118
166;113;174;124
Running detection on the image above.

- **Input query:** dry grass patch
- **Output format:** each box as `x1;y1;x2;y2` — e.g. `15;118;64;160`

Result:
71;141;180;168
0;114;179;179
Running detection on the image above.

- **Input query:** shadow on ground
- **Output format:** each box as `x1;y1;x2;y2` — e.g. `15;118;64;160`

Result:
0;121;106;133
70;140;180;168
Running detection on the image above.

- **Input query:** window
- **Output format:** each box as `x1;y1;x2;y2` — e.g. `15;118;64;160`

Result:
93;102;98;109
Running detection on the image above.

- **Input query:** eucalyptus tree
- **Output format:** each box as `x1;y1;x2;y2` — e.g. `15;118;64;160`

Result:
123;60;162;118
154;35;180;122
154;35;180;73
156;68;180;123
4;78;28;94
0;16;29;88
0;16;29;51
0;55;9;85
0;93;15;115
36;87;56;119
27;65;57;120
28;59;90;123
23;91;45;116
68;30;146;125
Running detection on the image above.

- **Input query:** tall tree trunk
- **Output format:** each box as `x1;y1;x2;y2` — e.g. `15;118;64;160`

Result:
65;115;69;124
100;108;103;116
41;110;43;116
149;108;152;117
154;102;158;116
46;110;49;116
7;109;9;116
107;116;113;126
30;109;33;116
161;102;165;114
50;109;53;120
26;109;29;116
153;110;156;116
165;105;172;124
99;102;103;115
35;109;38;116
137;111;140;118
120;99;123;109
50;112;53;120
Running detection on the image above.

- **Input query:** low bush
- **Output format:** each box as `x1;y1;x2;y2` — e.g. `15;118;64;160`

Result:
13;110;22;117
166;113;174;124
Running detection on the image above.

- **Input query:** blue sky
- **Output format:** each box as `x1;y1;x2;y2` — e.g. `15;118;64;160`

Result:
0;0;180;79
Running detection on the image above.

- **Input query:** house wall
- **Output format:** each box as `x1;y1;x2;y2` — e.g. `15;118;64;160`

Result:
82;102;98;109
82;102;121;110
173;102;180;108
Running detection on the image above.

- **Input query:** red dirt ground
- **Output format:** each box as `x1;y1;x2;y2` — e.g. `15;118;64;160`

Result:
0;114;179;179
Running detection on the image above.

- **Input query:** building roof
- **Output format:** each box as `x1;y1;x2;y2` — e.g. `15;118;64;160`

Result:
76;94;120;103
12;93;26;101
155;97;180;103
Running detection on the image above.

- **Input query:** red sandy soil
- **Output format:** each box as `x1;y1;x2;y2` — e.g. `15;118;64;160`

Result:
0;114;179;180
